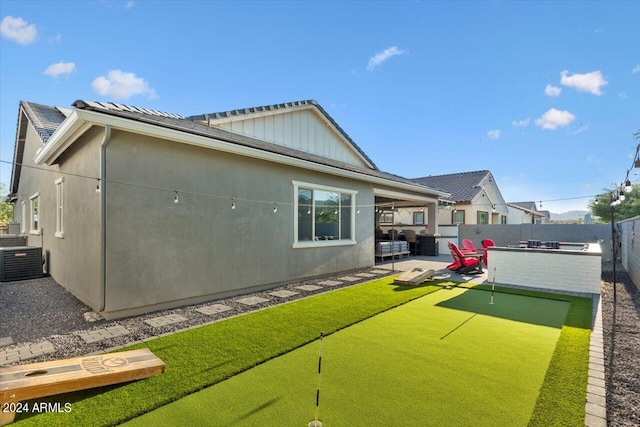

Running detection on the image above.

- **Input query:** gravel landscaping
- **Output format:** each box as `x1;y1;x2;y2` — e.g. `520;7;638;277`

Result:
0;268;396;363
601;263;640;427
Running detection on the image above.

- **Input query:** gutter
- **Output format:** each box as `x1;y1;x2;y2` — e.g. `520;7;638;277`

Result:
99;125;112;312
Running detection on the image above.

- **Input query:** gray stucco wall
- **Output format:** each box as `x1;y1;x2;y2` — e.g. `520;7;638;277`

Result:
458;223;612;259
13;121;102;307
620;216;640;290
103;130;381;316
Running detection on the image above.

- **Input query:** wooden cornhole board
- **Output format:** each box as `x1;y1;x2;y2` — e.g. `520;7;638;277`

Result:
394;268;435;285
0;348;165;425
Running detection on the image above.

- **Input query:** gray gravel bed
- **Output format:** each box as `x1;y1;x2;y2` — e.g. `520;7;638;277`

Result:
601;263;640;427
0;268;396;364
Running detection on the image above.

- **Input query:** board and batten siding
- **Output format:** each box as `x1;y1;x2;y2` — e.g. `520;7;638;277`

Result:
211;109;367;168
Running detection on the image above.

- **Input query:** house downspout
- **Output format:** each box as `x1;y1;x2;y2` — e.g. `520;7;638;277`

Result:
99;125;112;312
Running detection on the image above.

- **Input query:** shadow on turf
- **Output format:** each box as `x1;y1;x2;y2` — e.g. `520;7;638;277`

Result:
220;396;282;427
435;289;570;329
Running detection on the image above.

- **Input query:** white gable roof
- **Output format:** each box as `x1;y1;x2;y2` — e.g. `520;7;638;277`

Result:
188;100;377;170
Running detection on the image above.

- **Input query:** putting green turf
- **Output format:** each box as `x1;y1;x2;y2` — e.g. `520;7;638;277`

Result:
123;288;570;426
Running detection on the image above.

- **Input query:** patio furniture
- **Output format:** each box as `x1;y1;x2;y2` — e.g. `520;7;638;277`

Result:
447;242;483;274
481;239;495;266
461;239;478;253
388;229;399;240
418;234;439;256
403;230;419;255
375;241;410;260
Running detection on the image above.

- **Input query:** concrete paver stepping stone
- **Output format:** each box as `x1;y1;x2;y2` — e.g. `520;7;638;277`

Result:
0;337;14;347
144;314;188;328
338;276;359;282
195;304;233;316
371;269;391;274
268;290;300;298
236;296;270;306
78;325;131;343
355;273;375;278
318;280;342;287
295;285;323;292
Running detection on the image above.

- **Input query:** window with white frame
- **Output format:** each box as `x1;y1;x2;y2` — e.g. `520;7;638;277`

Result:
21;201;26;233
293;181;357;247
29;193;40;234
55;177;64;238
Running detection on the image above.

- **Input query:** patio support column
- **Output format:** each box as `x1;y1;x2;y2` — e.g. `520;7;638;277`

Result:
427;202;437;235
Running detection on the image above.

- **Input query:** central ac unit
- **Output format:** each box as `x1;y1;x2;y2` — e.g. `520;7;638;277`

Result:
0;246;43;282
0;235;28;247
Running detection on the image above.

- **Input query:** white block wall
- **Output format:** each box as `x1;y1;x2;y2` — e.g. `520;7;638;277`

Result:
489;245;602;294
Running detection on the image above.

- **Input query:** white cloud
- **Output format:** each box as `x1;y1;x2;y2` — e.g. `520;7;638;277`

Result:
560;70;608;95
0;16;38;45
633;65;640;74
535;108;576;130
544;84;562;97
367;46;406;71
486;129;501;140
512;118;530;128
44;61;76;77
92;70;157;100
125;1;135;10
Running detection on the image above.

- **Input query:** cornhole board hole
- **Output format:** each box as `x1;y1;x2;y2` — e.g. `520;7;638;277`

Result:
394;268;435;285
0;348;165;425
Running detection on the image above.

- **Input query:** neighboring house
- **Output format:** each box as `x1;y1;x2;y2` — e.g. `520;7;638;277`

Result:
7;99;448;318
409;170;509;225
507;202;548;224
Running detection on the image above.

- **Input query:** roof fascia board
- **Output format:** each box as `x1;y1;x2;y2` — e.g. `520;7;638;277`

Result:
33;110;92;166
41;108;446;198
373;188;440;205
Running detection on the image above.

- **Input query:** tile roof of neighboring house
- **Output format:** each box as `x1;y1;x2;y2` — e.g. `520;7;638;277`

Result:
187;99;378;170
54;100;443;193
411;170;491;203
20;101;69;143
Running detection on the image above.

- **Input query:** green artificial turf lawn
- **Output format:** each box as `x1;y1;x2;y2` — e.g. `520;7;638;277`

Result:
12;277;442;426
122;288;572;427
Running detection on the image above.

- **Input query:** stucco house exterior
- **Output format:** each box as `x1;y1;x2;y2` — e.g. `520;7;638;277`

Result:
7;99;447;318
407;170;509;226
507;201;549;224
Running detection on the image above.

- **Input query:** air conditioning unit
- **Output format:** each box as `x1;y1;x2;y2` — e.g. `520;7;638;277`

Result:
0;235;28;247
0;246;43;282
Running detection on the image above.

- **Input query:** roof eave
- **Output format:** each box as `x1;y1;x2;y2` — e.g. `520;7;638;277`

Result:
42;107;446;199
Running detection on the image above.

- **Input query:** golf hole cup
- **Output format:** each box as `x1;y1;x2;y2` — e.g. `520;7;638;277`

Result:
308;420;323;427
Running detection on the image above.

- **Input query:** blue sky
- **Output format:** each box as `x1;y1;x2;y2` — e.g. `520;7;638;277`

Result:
1;0;638;213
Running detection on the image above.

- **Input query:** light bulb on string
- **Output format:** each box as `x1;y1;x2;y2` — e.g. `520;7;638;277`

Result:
625;180;632;193
174;191;179;204
96;180;101;193
231;198;236;210
273;203;278;213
